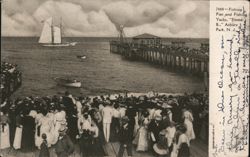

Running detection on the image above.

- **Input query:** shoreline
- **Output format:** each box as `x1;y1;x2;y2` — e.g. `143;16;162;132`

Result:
9;91;208;100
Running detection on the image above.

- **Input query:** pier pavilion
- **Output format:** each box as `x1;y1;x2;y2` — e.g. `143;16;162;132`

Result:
132;33;161;46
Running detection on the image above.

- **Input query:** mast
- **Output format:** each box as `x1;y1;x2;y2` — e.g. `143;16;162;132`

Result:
51;18;54;44
60;17;62;43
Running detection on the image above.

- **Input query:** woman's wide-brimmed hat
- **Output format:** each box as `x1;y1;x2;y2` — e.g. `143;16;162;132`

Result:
139;95;146;101
121;116;129;125
159;129;167;136
104;100;111;105
155;115;162;121
59;125;68;133
153;143;168;155
29;110;37;118
109;94;117;101
177;124;187;133
169;121;176;126
162;102;172;109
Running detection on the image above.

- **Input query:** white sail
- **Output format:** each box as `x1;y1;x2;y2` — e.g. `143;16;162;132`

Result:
53;26;61;44
39;17;53;43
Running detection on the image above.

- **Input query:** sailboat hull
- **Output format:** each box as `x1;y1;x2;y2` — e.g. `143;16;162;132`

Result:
43;42;77;47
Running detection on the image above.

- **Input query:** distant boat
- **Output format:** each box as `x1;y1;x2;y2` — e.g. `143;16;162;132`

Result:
39;17;77;47
77;55;87;59
54;77;81;88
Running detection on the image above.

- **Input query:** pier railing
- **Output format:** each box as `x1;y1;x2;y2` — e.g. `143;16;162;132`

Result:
110;41;209;78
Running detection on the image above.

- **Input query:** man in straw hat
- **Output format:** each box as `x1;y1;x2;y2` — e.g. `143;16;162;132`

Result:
55;123;74;157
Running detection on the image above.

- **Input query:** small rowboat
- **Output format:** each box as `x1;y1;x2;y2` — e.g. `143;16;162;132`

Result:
76;55;87;59
54;77;81;88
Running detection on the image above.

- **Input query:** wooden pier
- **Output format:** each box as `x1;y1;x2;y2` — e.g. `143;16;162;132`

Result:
110;40;209;78
111;26;210;88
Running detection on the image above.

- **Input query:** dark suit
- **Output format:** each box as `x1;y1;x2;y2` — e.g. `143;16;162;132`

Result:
62;96;75;116
39;141;50;157
159;116;170;130
62;96;78;143
117;117;135;157
21;115;35;152
148;119;161;142
55;135;74;157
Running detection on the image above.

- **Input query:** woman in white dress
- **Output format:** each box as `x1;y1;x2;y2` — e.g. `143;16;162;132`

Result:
133;111;140;138
182;108;195;141
148;107;156;121
176;125;190;157
13;113;23;150
118;106;126;118
52;107;66;144
171;125;190;157
78;113;91;134
34;111;44;148
0;111;10;149
75;100;82;117
90;121;99;138
40;113;54;147
134;111;150;152
165;121;176;148
54;108;66;132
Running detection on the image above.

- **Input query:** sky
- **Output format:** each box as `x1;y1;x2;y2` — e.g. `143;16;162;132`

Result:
2;0;210;38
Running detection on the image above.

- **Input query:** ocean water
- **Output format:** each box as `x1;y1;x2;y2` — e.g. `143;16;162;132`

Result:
1;37;207;98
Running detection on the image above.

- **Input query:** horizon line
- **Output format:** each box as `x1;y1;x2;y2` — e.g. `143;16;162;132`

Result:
1;36;209;39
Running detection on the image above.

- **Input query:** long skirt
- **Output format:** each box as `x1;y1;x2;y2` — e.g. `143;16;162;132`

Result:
178;143;190;157
184;119;195;141
35;125;43;149
67;117;78;144
134;127;149;151
21;125;35;151
51;121;61;145
40;125;54;148
170;144;178;157
13;126;23;150
0;124;10;149
110;117;120;142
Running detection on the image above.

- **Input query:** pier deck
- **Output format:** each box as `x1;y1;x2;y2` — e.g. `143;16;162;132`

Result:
0;139;207;157
110;41;209;78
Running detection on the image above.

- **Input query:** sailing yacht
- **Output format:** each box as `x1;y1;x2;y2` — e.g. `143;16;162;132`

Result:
38;17;77;47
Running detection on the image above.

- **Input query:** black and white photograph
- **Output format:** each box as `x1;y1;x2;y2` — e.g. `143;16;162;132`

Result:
1;0;216;157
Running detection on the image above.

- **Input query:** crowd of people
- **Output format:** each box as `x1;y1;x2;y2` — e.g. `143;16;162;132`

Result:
128;42;209;56
0;91;208;157
1;62;22;101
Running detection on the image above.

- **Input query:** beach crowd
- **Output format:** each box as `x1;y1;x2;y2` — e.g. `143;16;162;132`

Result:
0;91;208;157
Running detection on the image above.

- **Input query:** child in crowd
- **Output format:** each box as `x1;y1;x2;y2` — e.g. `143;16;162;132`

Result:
39;133;50;157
